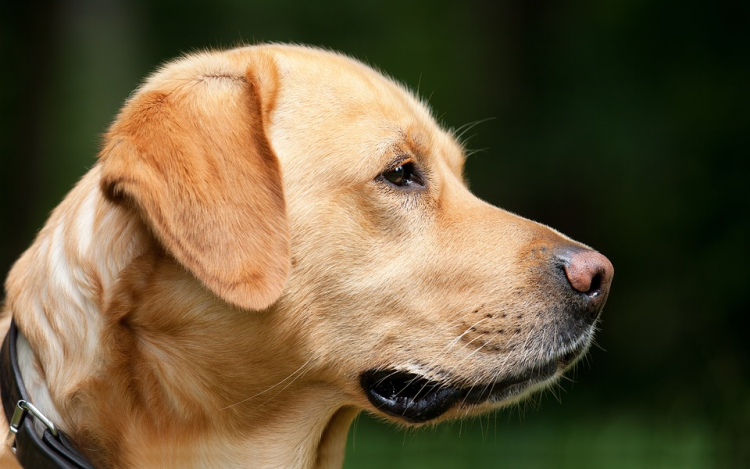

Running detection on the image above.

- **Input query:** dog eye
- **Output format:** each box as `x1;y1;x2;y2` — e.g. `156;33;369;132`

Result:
381;162;424;188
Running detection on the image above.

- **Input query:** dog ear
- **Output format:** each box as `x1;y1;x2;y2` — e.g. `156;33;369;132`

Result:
98;58;289;311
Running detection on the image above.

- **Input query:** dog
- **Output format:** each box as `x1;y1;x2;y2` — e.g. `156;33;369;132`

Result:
0;44;613;468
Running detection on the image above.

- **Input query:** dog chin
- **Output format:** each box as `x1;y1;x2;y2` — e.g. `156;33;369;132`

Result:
359;334;593;424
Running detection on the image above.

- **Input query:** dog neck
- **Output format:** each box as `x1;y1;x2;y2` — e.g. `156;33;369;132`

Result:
3;167;358;468
5;167;140;431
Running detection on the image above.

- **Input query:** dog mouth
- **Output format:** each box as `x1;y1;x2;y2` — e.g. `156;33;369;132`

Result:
360;348;583;424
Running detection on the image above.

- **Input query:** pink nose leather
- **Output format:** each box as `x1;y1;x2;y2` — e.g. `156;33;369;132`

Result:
563;249;614;302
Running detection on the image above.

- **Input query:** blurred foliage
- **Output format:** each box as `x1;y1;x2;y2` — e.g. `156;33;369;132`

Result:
1;0;748;467
344;411;726;469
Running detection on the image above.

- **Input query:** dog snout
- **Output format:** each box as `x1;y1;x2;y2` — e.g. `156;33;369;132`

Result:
557;246;614;321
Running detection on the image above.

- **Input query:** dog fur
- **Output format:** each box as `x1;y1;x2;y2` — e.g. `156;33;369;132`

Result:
1;44;612;468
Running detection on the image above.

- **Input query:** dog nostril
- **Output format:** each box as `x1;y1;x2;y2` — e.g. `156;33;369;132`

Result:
588;273;602;297
560;248;614;301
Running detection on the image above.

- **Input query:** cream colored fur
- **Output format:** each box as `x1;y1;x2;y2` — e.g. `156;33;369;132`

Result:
1;45;602;468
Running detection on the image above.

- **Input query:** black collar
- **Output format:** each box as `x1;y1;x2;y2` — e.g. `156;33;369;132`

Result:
1;319;97;469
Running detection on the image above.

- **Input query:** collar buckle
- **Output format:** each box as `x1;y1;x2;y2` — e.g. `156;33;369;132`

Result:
7;399;59;453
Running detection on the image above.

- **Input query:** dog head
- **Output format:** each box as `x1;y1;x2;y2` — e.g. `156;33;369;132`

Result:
94;45;613;429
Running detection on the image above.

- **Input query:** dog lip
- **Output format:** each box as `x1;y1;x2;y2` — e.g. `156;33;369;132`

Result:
360;370;462;423
460;360;558;405
361;348;584;423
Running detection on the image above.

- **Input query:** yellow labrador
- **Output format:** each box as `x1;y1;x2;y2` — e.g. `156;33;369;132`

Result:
1;45;613;468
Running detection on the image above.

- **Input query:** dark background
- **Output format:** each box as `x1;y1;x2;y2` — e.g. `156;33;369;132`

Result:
1;1;748;467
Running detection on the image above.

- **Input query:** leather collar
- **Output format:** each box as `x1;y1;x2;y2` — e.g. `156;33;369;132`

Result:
1;318;96;468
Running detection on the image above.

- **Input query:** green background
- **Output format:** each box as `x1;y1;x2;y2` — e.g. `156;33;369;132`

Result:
1;1;747;467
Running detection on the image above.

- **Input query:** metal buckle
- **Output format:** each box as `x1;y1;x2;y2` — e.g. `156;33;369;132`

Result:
6;400;58;453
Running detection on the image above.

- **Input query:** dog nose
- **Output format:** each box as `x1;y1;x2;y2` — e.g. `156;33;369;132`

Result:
559;246;614;312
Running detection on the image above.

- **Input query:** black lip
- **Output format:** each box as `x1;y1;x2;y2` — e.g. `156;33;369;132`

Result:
360;370;462;423
361;349;582;423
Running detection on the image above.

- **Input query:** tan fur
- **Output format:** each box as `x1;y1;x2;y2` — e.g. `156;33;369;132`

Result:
1;45;607;468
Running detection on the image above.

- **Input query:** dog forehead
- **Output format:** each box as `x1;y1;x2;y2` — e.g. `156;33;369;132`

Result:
262;45;465;181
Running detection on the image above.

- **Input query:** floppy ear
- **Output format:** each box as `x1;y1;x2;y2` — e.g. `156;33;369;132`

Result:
98;59;289;311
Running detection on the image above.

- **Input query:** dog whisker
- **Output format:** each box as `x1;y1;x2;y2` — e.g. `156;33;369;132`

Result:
253;363;314;411
450;117;496;144
221;357;313;410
